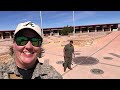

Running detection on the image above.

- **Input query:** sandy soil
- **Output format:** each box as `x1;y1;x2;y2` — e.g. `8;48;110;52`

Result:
0;32;111;64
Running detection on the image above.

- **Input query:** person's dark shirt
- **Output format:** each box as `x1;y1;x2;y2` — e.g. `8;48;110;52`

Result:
64;44;74;58
17;61;39;79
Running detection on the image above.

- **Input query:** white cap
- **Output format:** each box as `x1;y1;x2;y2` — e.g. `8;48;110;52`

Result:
14;21;42;38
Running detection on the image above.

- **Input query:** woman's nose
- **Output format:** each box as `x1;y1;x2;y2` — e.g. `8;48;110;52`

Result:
25;41;33;49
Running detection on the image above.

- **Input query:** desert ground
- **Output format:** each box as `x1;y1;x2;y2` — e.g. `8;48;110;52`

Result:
0;31;120;79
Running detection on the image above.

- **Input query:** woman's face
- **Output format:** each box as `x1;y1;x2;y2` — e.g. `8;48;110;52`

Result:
13;29;42;69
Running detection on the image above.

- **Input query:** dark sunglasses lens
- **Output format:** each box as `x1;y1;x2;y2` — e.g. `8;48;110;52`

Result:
31;38;41;47
20;41;28;46
15;36;28;46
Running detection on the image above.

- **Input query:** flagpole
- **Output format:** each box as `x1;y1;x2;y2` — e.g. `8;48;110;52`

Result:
73;11;75;35
40;11;43;37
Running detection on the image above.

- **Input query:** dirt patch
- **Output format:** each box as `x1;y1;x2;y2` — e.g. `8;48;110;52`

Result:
73;39;93;47
0;32;110;64
0;39;13;64
0;54;13;64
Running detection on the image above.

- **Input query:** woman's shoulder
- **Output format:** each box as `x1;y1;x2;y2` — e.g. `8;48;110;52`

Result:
38;59;63;79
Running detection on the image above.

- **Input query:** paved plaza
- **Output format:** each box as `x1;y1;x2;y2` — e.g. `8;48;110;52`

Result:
39;31;120;79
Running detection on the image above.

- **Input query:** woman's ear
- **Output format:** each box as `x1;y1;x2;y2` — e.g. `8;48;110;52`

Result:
9;45;14;56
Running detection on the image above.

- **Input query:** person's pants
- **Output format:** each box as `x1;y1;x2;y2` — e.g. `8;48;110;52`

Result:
64;57;72;69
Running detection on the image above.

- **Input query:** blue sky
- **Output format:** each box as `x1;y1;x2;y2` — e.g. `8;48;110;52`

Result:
0;11;120;31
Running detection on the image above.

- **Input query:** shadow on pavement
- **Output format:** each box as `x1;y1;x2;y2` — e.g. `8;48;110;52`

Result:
56;61;64;64
73;56;99;65
109;53;120;58
103;57;113;60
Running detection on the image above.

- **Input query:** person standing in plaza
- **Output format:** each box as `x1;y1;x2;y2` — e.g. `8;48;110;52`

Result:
63;40;75;72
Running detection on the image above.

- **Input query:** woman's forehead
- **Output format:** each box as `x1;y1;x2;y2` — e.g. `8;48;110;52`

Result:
19;29;38;37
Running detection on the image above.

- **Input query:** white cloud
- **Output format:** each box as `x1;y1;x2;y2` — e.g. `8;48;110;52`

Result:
74;11;96;21
19;11;39;22
45;11;96;27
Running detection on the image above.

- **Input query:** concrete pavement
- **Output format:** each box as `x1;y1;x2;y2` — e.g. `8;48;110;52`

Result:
39;31;120;79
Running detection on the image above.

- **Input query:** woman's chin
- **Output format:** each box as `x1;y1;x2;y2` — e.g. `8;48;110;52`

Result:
22;58;35;64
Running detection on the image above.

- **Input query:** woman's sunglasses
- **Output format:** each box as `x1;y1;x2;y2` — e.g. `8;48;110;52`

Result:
15;36;42;47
